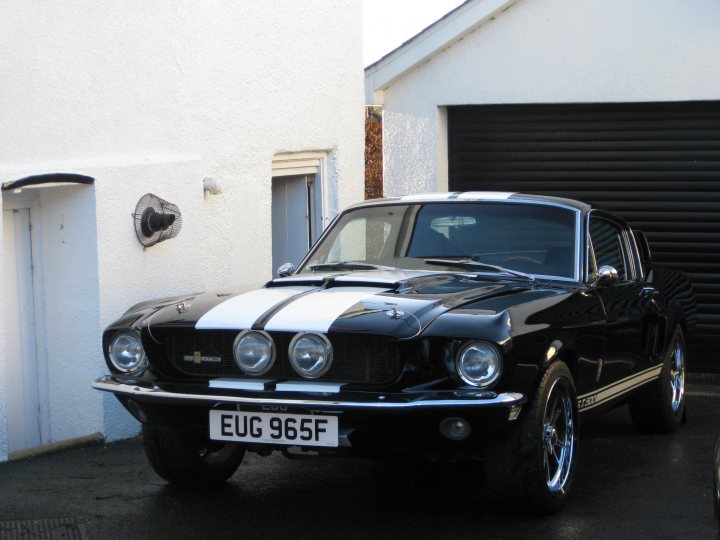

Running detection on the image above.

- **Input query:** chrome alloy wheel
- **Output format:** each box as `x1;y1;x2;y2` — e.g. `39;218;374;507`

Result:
670;336;686;414
542;379;576;494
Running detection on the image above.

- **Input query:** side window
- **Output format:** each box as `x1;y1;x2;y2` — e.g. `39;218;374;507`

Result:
589;217;628;281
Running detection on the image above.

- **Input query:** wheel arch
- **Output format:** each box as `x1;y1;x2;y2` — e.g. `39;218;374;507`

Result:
544;338;579;383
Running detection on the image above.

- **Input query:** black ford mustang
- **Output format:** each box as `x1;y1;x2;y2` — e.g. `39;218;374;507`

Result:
93;192;694;512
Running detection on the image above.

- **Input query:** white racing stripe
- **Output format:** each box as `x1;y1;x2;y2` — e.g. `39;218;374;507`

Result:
264;287;390;333
196;286;315;330
577;364;662;411
457;191;514;200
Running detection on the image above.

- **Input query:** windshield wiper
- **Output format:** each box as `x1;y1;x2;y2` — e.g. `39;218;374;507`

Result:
423;258;535;282
308;261;391;272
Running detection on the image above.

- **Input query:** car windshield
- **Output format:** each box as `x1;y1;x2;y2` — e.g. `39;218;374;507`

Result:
299;202;579;280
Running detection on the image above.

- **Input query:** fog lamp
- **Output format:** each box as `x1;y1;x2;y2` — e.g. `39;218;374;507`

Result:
439;417;472;441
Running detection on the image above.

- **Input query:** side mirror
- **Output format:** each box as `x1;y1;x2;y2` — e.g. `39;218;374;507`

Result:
597;265;618;287
277;262;296;278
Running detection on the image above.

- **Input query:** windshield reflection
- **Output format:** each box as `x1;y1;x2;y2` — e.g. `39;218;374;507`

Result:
299;202;578;280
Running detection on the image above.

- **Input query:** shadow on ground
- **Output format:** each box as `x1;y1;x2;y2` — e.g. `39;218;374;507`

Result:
0;392;718;539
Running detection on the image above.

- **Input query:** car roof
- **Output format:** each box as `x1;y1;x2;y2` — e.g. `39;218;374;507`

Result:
345;192;591;213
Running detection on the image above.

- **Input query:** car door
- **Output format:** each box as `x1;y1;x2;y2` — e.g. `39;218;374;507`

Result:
589;213;654;391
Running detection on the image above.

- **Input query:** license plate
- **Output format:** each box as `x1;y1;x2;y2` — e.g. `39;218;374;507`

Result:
209;410;339;447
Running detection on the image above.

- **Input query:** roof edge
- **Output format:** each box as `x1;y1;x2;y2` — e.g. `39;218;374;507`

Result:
364;0;518;104
347;192;591;213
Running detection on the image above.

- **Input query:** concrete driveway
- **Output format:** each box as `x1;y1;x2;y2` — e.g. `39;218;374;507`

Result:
1;385;718;540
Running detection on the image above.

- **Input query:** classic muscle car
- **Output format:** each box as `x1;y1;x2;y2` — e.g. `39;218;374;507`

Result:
93;192;694;512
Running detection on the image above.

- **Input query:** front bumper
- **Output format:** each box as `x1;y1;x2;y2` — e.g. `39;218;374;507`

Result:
93;375;527;454
93;375;525;411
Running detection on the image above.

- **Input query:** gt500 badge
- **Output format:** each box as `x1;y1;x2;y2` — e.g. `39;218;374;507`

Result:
577;394;597;410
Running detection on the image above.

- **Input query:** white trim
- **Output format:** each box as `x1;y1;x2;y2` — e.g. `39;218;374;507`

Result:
400;192;456;201
399;191;515;202
272;151;331;229
364;0;518;104
275;381;346;394
2;188;38;210
436;107;449;191
209;378;271;391
29;198;50;445
457;191;514;200
577;364;662;411
272;158;322;177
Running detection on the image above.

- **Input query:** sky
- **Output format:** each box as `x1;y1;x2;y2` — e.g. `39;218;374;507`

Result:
363;0;466;66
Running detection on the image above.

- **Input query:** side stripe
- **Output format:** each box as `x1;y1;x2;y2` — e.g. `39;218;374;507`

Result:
195;286;315;330
577;364;662;411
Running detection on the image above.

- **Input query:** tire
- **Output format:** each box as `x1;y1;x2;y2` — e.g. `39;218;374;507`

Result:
142;425;246;486
629;326;686;434
484;361;578;514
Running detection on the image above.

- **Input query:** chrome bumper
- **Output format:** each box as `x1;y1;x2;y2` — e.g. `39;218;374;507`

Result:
92;376;525;411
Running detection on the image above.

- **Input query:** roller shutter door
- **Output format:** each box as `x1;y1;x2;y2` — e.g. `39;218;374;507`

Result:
448;101;720;371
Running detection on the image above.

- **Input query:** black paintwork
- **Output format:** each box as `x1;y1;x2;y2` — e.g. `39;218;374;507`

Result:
97;194;696;456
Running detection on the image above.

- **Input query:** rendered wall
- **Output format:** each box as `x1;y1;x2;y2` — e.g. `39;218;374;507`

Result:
2;1;365;287
92;158;208;441
0;0;364;454
377;0;720;195
0;211;5;461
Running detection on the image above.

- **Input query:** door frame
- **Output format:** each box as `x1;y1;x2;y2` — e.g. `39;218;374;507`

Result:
2;191;51;452
272;151;331;234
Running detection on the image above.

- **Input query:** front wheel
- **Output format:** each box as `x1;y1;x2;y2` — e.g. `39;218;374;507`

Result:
142;425;246;486
629;326;686;434
484;361;578;514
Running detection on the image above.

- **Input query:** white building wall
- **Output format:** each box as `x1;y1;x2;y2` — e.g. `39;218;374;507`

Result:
93;158;207;441
377;0;720;195
0;215;5;461
0;0;363;458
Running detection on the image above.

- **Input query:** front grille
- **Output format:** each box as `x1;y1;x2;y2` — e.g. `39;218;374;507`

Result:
163;329;403;386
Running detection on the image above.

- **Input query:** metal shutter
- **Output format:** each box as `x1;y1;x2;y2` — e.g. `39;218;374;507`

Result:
448;101;720;371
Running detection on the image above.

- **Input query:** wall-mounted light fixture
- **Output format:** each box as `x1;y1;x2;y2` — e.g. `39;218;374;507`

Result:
133;193;182;248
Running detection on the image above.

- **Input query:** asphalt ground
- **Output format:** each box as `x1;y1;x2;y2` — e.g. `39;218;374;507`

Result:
1;386;719;540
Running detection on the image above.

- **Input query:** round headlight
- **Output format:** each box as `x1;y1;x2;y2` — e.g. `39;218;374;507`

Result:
289;333;333;378
108;331;147;373
233;330;275;375
455;341;502;387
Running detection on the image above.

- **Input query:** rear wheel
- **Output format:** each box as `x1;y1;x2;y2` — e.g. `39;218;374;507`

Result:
629;327;686;434
142;425;245;486
484;361;578;514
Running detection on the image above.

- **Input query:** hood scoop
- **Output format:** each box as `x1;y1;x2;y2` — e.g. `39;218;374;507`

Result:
269;269;521;295
270;270;409;290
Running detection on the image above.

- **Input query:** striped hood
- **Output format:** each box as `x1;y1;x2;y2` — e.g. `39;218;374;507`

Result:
139;270;535;339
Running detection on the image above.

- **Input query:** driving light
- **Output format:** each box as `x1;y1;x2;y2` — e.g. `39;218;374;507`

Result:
233;330;275;375
455;341;502;387
439;417;472;441
289;333;333;378
108;331;147;373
